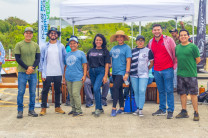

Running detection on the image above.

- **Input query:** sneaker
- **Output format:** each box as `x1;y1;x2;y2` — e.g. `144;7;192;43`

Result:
86;103;94;108
93;109;102;117
17;111;23;119
28;110;38;117
111;109;117;117
65;100;70;106
102;100;107;106
152;109;166;116
193;111;199;121
132;109;139;116
139;110;144;117
167;111;173;119
116;109;124;114
39;108;46;116
92;109;104;115
176;109;189;118
55;107;65;114
73;112;83;117
68;111;75;115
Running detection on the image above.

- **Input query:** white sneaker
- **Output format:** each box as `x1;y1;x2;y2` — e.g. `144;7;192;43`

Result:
133;109;139;116
139;110;144;117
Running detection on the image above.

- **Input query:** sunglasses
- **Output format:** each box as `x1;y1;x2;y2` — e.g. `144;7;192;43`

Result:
50;32;57;35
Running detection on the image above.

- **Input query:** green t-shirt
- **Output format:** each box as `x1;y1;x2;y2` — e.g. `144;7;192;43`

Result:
175;43;200;77
14;40;40;73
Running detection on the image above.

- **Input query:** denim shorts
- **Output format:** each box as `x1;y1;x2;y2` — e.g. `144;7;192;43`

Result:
177;76;198;95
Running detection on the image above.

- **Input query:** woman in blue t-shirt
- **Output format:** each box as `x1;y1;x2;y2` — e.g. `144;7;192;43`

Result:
87;34;111;117
130;35;154;117
64;36;87;117
110;30;132;117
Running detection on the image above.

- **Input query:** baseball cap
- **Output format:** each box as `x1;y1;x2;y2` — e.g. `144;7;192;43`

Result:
24;27;33;33
68;36;79;43
136;35;145;41
169;28;178;33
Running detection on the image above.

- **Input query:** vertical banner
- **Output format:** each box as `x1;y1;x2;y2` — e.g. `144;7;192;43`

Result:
38;0;50;49
196;0;206;69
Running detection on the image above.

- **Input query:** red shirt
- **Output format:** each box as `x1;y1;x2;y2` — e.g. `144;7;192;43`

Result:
151;35;173;71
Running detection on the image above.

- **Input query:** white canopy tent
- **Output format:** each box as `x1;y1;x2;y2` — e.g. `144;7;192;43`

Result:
60;0;195;43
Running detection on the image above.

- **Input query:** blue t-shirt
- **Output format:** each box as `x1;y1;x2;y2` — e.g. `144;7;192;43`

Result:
65;50;87;82
110;44;132;75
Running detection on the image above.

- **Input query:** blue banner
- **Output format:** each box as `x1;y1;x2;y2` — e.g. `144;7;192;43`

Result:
38;0;50;49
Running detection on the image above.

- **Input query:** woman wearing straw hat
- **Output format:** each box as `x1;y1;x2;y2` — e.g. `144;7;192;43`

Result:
110;30;132;117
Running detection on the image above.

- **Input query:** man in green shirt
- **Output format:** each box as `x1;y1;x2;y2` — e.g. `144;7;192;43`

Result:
14;27;40;119
175;29;201;121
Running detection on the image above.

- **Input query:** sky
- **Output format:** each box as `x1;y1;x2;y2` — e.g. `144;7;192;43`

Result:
0;0;207;25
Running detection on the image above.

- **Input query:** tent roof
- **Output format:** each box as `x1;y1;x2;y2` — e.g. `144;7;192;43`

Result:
60;0;194;25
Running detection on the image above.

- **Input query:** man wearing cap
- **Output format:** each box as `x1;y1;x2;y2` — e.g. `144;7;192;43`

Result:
39;27;66;116
148;24;177;119
15;27;40;119
110;30;132;117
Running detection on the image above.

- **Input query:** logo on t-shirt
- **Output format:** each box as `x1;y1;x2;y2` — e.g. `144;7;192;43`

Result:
112;48;120;58
66;55;77;66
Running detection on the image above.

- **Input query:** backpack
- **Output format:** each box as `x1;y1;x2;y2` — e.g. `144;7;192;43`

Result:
198;91;208;103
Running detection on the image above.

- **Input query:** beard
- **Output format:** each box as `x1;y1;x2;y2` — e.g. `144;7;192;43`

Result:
154;34;161;38
50;36;58;40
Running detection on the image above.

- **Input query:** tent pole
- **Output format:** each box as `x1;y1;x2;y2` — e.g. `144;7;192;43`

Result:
139;21;141;35
73;23;74;35
175;17;177;29
60;18;62;42
192;15;195;44
131;22;133;48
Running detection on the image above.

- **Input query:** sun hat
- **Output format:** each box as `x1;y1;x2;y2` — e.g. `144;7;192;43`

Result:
47;27;61;37
110;30;129;42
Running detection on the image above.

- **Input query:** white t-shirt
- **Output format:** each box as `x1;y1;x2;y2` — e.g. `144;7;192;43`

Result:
46;43;62;76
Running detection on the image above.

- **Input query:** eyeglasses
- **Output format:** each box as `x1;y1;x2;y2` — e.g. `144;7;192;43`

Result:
50;32;57;35
137;40;144;42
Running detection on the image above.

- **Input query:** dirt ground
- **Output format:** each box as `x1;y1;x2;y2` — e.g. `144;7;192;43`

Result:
0;79;208;138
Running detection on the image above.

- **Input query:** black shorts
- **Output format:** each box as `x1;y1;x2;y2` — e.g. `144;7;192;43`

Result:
177;76;198;95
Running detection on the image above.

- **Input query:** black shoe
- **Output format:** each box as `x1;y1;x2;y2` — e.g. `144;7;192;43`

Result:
73;112;83;117
176;109;189;118
28;110;38;117
68;111;75;115
17;111;23;119
193;111;199;121
167;111;173;119
152;109;166;116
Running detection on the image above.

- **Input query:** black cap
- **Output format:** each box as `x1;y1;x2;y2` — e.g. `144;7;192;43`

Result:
136;35;145;41
169;28;178;33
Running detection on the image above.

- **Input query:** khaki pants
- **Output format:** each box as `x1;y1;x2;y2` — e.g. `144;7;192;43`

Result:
66;81;83;113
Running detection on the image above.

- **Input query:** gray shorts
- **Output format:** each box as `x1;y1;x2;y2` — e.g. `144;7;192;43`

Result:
177;76;198;95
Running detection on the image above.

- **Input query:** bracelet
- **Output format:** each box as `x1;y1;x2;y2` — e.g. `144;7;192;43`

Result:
125;71;130;74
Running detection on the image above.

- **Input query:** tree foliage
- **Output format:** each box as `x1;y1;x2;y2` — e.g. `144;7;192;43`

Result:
0;16;206;56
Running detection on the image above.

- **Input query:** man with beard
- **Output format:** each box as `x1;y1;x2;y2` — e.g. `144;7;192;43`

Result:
39;27;66;116
148;24;177;119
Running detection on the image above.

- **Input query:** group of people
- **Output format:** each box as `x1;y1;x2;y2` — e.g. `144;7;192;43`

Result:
13;23;201;121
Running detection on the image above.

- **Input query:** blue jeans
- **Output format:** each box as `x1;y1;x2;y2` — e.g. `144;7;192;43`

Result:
173;68;177;89
17;72;37;111
154;68;174;112
130;77;148;110
89;66;105;110
0;65;2;82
